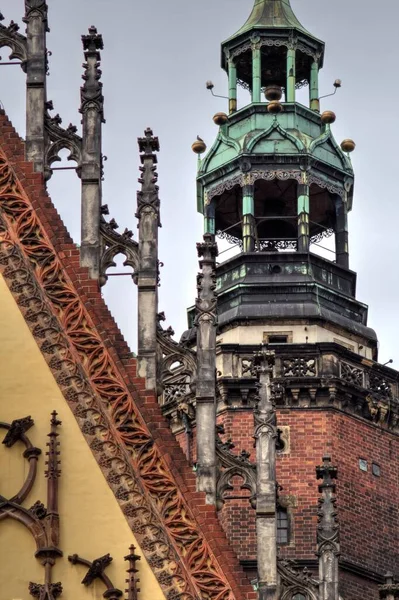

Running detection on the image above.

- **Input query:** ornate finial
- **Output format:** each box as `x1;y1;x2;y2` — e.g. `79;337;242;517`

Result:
138;127;160;159
80;25;104;122
125;544;141;600
136;129;161;217
46;411;61;515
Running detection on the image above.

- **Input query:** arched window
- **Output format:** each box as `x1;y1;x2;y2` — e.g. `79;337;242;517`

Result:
277;506;289;544
292;594;306;600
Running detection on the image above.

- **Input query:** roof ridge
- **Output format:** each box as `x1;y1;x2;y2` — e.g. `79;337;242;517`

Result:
0;110;256;600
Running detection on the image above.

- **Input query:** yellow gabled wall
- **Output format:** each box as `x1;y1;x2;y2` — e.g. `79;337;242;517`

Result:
0;274;165;599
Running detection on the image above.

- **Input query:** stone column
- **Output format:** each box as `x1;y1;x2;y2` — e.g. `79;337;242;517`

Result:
252;349;277;600
24;0;48;171
316;456;340;600
242;184;256;252
136;129;161;391
252;41;262;103
335;195;349;269
195;233;218;504
80;27;105;279
286;47;296;103
228;58;237;114
297;183;310;253
310;60;320;112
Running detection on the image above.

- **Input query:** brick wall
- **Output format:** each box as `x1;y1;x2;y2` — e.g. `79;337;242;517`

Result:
174;404;398;593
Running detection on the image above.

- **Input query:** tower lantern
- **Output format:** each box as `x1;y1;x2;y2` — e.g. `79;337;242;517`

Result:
194;0;373;353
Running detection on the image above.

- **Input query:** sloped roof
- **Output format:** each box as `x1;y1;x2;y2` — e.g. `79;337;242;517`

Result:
237;0;310;35
0;110;254;600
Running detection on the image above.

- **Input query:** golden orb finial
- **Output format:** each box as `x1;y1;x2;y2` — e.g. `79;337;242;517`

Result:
341;139;356;153
192;136;207;154
321;110;336;125
213;112;228;126
267;101;283;114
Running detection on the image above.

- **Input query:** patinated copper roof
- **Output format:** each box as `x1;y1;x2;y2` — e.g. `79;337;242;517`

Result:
233;0;310;38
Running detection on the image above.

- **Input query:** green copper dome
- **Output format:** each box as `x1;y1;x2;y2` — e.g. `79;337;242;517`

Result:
230;0;311;39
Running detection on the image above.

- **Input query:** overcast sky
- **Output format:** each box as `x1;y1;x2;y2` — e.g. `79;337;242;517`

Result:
1;0;398;367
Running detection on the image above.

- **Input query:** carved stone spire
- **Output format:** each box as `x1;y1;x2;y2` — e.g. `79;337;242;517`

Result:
316;455;340;600
45;411;61;549
24;0;49;171
79;25;105;279
136;128;160;390
125;544;141;600
252;348;277;600
195;233;218;504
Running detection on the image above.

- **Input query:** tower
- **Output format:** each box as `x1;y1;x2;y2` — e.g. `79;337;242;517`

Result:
163;0;399;598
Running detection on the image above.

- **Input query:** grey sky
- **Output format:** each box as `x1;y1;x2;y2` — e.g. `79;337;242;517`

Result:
1;0;398;367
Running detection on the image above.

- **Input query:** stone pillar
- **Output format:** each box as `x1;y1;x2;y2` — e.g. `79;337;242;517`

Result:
297;183;310;253
316;456;340;600
24;0;48;171
242;184;256;252
204;201;215;235
80;27;105;280
335;195;349;269
195;233;218;504
310;60;320;112
228;58;237;114
252;349;277;600
136;129;161;391
252;41;262;103
286;47;296;103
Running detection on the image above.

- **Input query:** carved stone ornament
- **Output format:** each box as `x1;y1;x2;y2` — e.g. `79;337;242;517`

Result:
136;128;161;219
379;573;399;599
283;358;316;378
44;101;82;182
215;432;256;511
0;146;236;599
68;553;123;599
0;13;28;64
80;26;105;120
99;204;139;287
340;361;364;388
278;559;319;600
157;311;197;406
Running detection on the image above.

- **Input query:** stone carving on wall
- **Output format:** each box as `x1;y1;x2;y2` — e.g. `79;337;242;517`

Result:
340;361;364;388
283;358;316;378
0;147;236;600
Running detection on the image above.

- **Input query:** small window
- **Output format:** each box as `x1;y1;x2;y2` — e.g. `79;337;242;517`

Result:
268;335;288;344
292;594;306;600
277;507;289;544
